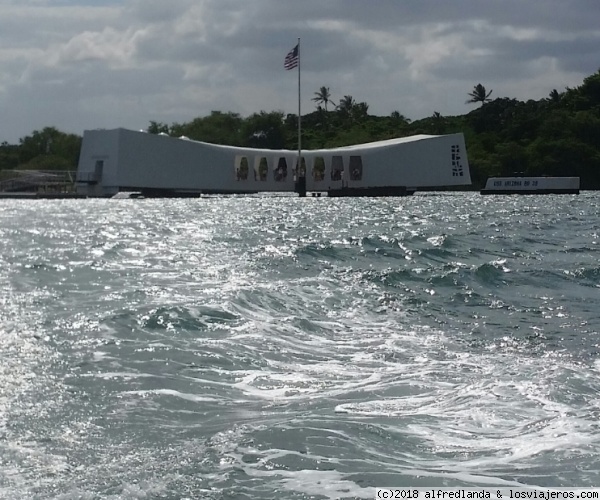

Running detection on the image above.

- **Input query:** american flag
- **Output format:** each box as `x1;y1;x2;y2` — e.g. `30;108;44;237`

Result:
284;44;299;70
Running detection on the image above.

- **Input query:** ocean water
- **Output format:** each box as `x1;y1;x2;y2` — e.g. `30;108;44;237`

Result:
0;192;599;499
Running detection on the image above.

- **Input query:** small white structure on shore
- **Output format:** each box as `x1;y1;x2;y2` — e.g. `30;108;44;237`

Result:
481;176;580;195
76;128;471;197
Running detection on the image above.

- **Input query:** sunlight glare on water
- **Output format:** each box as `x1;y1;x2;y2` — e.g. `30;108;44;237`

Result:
0;192;599;499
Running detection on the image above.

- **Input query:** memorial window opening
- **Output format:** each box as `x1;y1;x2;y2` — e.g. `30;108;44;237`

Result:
331;156;344;181
295;157;307;178
255;157;268;181
275;157;288;182
235;156;249;181
349;156;363;181
313;157;325;182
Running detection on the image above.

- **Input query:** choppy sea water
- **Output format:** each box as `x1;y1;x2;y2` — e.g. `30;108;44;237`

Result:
1;192;599;499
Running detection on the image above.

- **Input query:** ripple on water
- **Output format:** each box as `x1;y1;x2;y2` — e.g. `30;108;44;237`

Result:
1;194;599;497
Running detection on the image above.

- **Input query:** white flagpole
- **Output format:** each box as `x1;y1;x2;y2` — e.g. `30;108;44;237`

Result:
297;37;301;177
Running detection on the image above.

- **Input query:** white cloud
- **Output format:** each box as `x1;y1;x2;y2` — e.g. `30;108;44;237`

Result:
50;28;142;67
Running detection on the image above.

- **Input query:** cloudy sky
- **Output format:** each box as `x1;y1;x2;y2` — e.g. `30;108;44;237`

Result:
1;0;599;143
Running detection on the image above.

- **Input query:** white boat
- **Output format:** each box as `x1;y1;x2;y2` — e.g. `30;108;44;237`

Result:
480;176;580;195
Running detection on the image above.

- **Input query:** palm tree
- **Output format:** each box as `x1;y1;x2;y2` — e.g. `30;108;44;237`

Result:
390;110;411;124
354;102;369;119
431;111;445;134
312;86;333;111
337;95;356;113
336;95;357;123
466;83;493;105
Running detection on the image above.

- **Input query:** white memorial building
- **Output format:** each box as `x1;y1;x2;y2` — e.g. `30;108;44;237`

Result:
76;128;471;197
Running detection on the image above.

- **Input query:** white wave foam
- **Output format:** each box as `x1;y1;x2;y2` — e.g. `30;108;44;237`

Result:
122;389;220;403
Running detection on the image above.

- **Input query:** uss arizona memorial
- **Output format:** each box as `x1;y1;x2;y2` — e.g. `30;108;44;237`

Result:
75;128;471;197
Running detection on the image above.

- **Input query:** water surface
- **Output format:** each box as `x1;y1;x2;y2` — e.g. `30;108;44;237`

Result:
1;192;599;499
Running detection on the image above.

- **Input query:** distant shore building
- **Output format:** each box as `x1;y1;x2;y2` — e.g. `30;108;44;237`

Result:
76;128;471;197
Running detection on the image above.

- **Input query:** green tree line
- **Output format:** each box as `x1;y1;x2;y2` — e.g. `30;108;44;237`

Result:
2;69;599;189
0;127;81;172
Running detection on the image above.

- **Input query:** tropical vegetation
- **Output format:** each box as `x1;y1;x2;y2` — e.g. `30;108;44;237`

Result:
312;86;333;111
1;69;599;190
466;83;493;106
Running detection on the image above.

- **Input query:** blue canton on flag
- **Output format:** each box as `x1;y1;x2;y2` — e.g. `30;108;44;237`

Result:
284;44;299;70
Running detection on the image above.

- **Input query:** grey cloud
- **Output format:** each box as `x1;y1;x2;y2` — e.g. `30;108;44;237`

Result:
1;0;599;143
490;36;600;73
125;0;195;24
